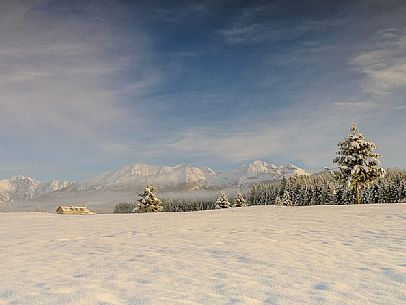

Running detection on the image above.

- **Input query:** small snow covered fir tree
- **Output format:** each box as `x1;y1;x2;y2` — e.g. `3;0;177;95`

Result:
333;122;385;204
136;185;163;212
274;195;282;206
215;191;231;209
282;190;292;206
234;193;246;207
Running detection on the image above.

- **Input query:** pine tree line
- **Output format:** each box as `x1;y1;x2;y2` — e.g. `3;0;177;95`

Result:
161;199;217;212
113;191;247;213
247;169;406;206
113;202;138;213
113;169;405;212
114;198;218;213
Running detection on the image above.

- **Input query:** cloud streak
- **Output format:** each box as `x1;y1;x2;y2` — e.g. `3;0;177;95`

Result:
0;1;155;147
352;29;406;96
166;101;355;169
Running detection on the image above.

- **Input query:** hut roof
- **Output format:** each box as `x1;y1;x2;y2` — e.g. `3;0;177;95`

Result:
56;205;93;214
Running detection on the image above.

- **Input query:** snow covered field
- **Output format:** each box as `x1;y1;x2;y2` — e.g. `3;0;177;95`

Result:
0;204;405;305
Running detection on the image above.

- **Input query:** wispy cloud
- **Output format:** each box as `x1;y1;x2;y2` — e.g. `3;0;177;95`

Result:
217;23;267;44
352;29;406;96
166;101;354;169
216;2;342;45
0;1;156;150
153;1;218;23
334;101;377;108
167;128;281;162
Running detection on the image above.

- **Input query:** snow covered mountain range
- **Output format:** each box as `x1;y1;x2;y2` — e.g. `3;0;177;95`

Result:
0;160;307;207
89;160;307;190
0;176;73;205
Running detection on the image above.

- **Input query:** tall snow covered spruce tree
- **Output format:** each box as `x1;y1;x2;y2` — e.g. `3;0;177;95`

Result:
333;122;385;204
136;185;163;212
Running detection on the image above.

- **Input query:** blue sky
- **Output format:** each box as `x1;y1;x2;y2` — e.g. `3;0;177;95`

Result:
1;0;406;181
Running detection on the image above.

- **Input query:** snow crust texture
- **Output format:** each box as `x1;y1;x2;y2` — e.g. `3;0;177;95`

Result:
0;204;405;305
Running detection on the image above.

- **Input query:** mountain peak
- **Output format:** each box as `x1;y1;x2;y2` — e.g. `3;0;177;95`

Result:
250;160;268;165
10;175;39;182
285;163;298;169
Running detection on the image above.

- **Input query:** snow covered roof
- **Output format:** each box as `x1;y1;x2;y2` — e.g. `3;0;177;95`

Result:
56;205;93;214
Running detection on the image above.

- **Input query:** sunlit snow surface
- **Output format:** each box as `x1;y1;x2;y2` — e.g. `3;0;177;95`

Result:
0;204;405;304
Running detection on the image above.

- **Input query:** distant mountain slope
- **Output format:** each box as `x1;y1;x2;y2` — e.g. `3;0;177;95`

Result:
88;160;308;190
0;160;307;209
212;160;308;187
89;163;216;190
0;176;72;209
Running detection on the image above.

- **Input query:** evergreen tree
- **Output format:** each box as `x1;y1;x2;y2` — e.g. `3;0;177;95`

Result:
234;193;246;207
215;191;231;209
334;186;344;205
343;188;355;205
274;195;282;206
248;185;259;205
135;185;163;212
311;185;322;205
280;177;287;196
387;180;398;203
333;122;385;204
303;186;312;206
368;183;380;203
114;202;137;213
324;182;335;204
282;190;292;206
246;168;405;207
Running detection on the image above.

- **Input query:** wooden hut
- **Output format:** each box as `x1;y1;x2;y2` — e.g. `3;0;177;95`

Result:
56;205;93;215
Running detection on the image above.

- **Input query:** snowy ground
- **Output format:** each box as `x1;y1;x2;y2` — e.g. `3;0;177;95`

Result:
0;204;405;305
